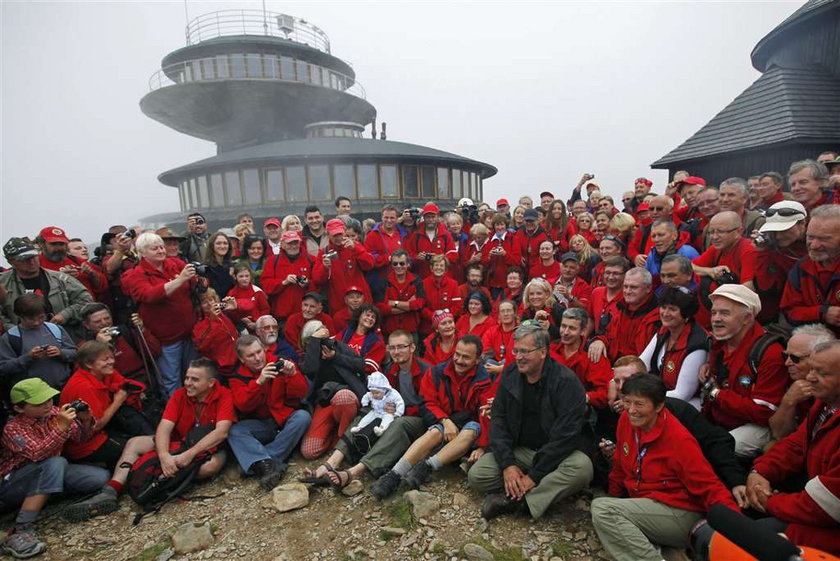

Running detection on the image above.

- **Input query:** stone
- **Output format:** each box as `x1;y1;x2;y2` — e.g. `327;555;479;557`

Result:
463;543;494;561
270;483;310;512
341;479;364;496
381;527;406;538
171;522;214;554
574;531;588;541
403;490;440;519
155;549;175;561
452;492;470;507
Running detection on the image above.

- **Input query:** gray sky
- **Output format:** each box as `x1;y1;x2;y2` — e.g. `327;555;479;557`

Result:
1;0;799;256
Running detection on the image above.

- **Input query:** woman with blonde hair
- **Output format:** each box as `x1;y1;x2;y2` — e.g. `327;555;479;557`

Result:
281;214;303;233
608;212;637;247
569;234;601;283
575;212;596;245
520;277;564;340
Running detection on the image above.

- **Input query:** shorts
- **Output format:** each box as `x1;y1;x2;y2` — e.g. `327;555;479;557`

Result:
429;420;481;437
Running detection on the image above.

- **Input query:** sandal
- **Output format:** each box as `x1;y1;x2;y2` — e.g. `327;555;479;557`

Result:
297;462;334;487
328;469;354;490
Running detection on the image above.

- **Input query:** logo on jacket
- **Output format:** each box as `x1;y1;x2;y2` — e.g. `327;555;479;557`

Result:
665;361;675;373
622;442;629;456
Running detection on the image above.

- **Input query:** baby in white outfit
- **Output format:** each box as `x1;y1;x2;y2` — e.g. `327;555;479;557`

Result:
351;371;405;436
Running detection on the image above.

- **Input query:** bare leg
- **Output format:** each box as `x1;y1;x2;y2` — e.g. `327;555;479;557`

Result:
402;429;444;465
430;429;478;466
110;436;155;485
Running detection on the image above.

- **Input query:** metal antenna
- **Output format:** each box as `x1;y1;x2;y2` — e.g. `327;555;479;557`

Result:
262;0;269;35
183;0;190;43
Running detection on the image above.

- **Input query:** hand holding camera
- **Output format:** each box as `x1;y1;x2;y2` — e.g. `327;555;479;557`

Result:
58;403;79;429
257;362;279;385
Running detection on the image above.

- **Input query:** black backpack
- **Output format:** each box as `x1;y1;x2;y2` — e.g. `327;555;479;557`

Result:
124;426;214;524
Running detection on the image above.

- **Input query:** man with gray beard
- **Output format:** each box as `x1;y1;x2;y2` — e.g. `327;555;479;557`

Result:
254;315;298;363
698;285;788;458
781;205;840;338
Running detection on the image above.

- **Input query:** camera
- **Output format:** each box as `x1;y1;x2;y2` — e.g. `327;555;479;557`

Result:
68;399;90;413
324;250;338;260
193;217;206;225
424;253;433;260
717;271;739;285
753;232;767;246
407;208;421;219
189;261;208;276
107;327;122;338
459;202;480;225
700;379;717;402
321;338;337;351
273;359;287;372
122;381;144;394
122;229;137;240
295;275;308;285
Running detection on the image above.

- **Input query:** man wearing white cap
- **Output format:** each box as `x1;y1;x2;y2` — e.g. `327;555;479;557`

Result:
781;204;840;338
752;201;808;324
700;284;788;457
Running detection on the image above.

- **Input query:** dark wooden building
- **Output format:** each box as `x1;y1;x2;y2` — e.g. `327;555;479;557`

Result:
651;0;840;185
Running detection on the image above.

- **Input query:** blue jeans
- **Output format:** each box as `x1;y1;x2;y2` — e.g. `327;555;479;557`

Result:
0;457;109;510
156;339;197;398
228;410;311;474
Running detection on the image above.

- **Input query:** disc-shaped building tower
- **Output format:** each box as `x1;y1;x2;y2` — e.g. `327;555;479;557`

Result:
140;10;497;226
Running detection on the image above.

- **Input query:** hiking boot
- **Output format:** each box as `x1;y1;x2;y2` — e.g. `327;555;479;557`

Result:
259;461;287;492
4;528;47;559
403;461;433;490
250;458;274;477
480;493;527;520
370;470;402;500
62;491;119;522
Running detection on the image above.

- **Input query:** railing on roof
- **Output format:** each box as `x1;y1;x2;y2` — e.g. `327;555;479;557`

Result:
147;54;365;99
185;10;331;53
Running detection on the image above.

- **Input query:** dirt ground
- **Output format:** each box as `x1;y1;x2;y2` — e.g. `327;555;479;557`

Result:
25;455;611;561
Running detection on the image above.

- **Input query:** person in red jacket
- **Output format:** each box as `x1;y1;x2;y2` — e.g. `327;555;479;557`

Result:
121;232;197;398
312;219;374;313
588;267;660;364
82;303;161;383
745;339;840;555
456;291;497;339
228;335;310;490
192;289;239;375
63;358;236;521
364;205;406;301
422;256;462;336
36;226;108;300
260;230;313;321
59;342;150;468
592;374;739;561
701;285;788;458
333;286;367;333
225;263;270;331
588;256;628;329
780;204;840;338
404;203;456;279
458;264;491;305
691;211;757;299
422;309;459;366
553;252;592;311
544;200;575;254
484;216;517;300
284;292;336;353
530;240;561;286
481;299;519;378
550;308;611;409
370;335;493;499
68;237;111;304
511;209;549;275
377;249;426;337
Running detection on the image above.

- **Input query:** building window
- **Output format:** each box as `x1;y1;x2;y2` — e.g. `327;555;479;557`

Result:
295;60;308;82
201;58;215;79
437;168;450;199
357;164;377;199
265;55;280;79
225;171;242;206
280;56;295;79
286;166;307;201
402;165;419;198
380;165;398;198
230;54;246;78
246;53;262;78
215;55;229;78
309;165;331;200
210;173;224;208
452;170;462;199
197;176;209;209
334;164;355;197
191;60;202;81
421;166;436;199
188;178;197;209
266;169;284;201
243;168;261;205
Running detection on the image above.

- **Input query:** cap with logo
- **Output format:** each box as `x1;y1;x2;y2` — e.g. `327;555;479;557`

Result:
345;285;363;295
39;226;69;244
496;198;510;207
3;237;39;260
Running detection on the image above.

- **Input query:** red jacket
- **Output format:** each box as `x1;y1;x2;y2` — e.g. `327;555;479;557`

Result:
456;314;497;340
596;295;660;362
609;409;739;513
192;313;239;374
693;238;757;288
260;250;314;320
284;312;335;352
59;368;144;459
405;224;456;279
458;284;492;311
545;222;575;254
161;383;236;442
228;351;308;426
482;233;517;289
121;258;195;345
703;322;788;430
550;346;613;408
384;357;431;417
529;261;561;287
753;400;840;554
753;242;807;325
481;323;517;367
781;255;840;338
225;284;270;324
422;333;456;366
511;226;549;275
377;271;426;335
422;275;463;333
312;242;374;313
557;276;593;311
364;225;405;269
647;321;709;391
39;254;108;301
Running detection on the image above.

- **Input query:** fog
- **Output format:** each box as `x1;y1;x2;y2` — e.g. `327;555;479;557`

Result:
1;0;798;258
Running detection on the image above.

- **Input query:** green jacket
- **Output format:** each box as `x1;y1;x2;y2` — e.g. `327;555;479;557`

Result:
0;269;93;342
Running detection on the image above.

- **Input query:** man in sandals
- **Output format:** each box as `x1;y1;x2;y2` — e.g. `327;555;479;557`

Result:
298;330;430;489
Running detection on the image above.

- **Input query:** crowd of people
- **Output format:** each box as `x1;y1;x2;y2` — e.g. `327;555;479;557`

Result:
0;153;839;560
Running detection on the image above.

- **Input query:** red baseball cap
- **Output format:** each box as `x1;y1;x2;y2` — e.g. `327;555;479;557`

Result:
326;218;346;236
281;230;301;243
496;198;510;207
345;285;363;295
679;176;707;187
637;203;651;212
421;202;440;215
264;218;281;228
39;226;69;244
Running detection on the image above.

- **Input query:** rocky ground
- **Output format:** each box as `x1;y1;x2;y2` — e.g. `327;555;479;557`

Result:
18;455;617;561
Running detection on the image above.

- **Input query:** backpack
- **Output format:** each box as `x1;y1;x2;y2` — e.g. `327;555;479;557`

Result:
6;323;62;356
124;425;214;524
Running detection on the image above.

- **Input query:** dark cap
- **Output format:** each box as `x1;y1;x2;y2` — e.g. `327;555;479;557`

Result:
3;237;38;260
560;251;579;263
302;292;323;304
539;191;554;199
523;209;539;221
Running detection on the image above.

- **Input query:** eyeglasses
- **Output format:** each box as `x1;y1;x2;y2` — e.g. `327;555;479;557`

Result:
707;227;739;236
765;207;805;218
387;343;411;351
391;261;408;267
782;351;810;364
511;346;544;356
434;308;451;315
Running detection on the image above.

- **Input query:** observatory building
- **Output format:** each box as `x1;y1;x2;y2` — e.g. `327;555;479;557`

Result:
140;10;497;225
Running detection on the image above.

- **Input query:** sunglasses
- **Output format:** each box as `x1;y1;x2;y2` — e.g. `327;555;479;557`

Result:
434;308;451;316
782;351;809;364
765;207;805;218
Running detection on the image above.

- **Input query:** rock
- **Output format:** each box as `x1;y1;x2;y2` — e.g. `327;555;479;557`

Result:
403;490;440;519
341;479;364;496
574;531;587;541
381;527;406;538
463;543;494;561
155;549;175;561
171;522;214;554
452;492;470;507
270;483;310;512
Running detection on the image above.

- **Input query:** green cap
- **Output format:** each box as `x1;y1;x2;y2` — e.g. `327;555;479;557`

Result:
10;378;59;405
